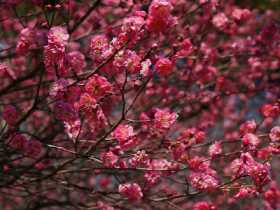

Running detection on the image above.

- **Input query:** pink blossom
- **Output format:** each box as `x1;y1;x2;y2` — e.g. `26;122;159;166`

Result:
241;9;251;21
145;15;177;35
24;140;42;157
182;38;193;51
2;106;19;124
58;85;80;103
49;78;68;97
119;183;143;201
88;105;108;129
195;131;206;144
208;141;222;157
154;108;178;130
65;118;81;139
48;26;69;47
20;28;36;44
233;186;251;199
150;54;159;65
144;170;161;185
55;4;61;11
144;158;175;184
8;134;26;149
246;161;270;187
203;0;218;15
242;133;260;147
263;190;274;201
53;101;78;122
44;45;65;63
60;103;79;122
269;126;280;142
134;11;146;18
188;156;209;172
85;75;111;97
112;50;130;74
194;201;217;210
156;158;175;176
118;183;131;194
155;58;173;76
240;119;256;134
149;0;173;19
212;13;228;30
190;172;219;193
64;51;85;73
260;21;279;47
91;35;109;50
112;125;134;142
129;150;149;167
232;9;243;21
240;152;254;164
230;158;246;176
0;62;8;77
122;16;144;39
119;159;127;169
103;151;118;168
140;59;154;78
16;41;30;56
271;103;280;116
79;93;97;113
232;42;244;57
124;51;142;74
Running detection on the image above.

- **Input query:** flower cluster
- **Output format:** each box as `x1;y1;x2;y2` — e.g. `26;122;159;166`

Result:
49;78;68;97
8;133;26;149
155;58;173;76
53;101;79;122
8;133;42;157
208;141;222;157
270;126;280;142
232;9;251;22
261;21;279;48
144;158;176;185
154;108;178;130
16;28;36;56
146;0;178;35
122;16;145;39
231;152;271;187
230;158;246;177
246;161;271;187
240;119;256;134
129;150;149;167
85;75;111;97
242;133;260;149
24;139;42;157
2;105;19;124
103;151;118;168
119;183;143;201
190;172;219;193
212;13;228;30
64;51;85;73
182;38;193;51
44;26;69;76
194;201;217;210
112;125;135;148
